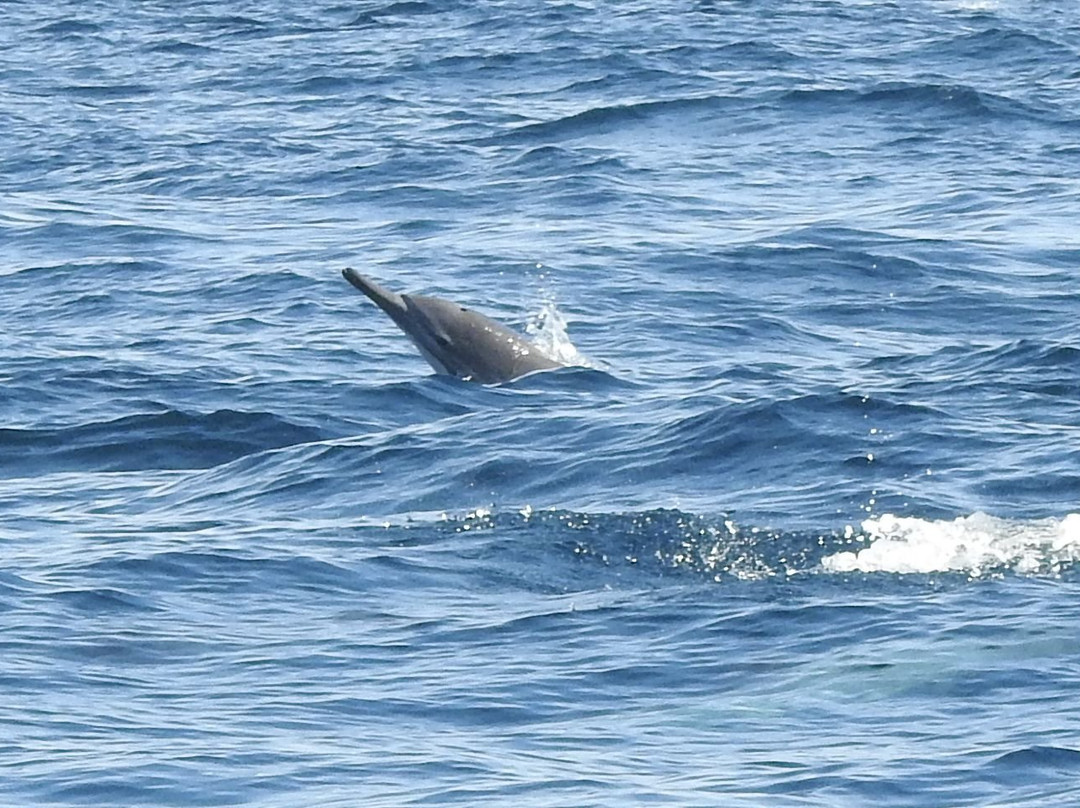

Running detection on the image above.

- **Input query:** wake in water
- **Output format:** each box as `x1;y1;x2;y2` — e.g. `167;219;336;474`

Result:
428;507;1080;583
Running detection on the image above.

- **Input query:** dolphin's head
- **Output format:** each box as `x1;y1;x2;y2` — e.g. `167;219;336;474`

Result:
342;268;558;383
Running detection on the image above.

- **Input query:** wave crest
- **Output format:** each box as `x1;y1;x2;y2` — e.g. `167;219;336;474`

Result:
824;513;1080;576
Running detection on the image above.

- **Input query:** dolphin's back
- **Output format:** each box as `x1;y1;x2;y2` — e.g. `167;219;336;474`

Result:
342;269;564;383
402;293;560;383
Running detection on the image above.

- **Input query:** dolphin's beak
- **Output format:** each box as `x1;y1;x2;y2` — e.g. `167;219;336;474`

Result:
342;268;409;322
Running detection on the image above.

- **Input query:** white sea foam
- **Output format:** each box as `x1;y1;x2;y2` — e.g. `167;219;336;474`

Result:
823;513;1080;576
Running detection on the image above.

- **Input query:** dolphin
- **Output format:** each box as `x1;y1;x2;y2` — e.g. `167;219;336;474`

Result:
342;268;565;384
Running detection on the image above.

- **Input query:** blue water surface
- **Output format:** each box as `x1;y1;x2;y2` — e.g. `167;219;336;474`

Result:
3;1;1080;805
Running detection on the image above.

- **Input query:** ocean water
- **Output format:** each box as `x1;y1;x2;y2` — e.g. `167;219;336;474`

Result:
3;0;1080;805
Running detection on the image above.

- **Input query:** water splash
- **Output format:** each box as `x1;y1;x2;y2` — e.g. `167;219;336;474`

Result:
522;265;594;369
524;299;589;368
824;512;1080;577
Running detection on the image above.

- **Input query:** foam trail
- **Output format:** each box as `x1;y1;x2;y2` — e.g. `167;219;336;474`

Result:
824;513;1080;576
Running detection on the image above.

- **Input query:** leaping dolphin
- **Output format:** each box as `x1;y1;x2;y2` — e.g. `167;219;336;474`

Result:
342;268;565;384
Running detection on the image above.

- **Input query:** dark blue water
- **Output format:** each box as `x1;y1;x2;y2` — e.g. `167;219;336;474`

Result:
3;1;1080;805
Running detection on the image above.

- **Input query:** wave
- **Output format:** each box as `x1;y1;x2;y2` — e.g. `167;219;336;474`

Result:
60;83;156;100
186;14;269;34
380;507;1080;583
145;39;214;55
289;75;363;95
490;78;1074;149
781;82;1060;124
926;26;1075;63
0;409;325;475
34;20;103;36
824;512;1080;576
98;375;1057;535
989;746;1080;771
347;1;439;27
493;95;738;144
2;257;173;282
864;338;1080;397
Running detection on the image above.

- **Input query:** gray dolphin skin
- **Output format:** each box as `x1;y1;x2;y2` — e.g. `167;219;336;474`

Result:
342;268;565;384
